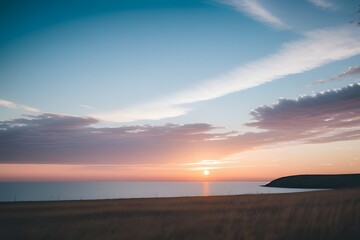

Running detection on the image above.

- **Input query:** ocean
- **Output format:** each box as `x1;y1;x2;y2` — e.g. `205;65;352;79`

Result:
0;182;321;202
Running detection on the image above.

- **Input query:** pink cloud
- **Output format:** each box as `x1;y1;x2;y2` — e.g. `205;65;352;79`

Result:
1;84;359;165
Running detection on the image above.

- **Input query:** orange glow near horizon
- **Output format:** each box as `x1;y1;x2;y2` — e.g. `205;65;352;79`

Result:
0;140;359;182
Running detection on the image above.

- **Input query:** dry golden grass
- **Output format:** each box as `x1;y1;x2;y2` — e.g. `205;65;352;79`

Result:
0;189;359;240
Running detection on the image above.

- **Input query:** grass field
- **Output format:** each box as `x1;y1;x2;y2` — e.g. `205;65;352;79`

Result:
1;189;359;240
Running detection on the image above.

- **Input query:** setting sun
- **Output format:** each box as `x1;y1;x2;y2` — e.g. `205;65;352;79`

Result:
203;170;210;176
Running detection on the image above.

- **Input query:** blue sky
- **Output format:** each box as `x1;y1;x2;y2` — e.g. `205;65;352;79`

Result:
0;0;359;181
1;0;358;124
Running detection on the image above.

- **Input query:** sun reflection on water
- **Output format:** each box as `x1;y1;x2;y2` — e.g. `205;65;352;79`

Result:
202;182;209;196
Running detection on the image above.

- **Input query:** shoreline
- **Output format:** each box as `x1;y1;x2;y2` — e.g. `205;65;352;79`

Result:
0;181;325;203
0;188;327;204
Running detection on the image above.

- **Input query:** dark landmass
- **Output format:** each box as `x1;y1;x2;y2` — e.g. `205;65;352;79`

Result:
265;173;360;189
1;189;359;240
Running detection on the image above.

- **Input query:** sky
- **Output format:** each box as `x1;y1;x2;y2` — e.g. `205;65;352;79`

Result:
0;0;359;181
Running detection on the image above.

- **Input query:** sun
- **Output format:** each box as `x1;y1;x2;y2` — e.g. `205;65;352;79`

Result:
203;170;210;176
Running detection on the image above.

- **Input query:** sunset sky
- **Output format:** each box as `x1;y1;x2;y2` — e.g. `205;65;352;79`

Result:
0;0;359;181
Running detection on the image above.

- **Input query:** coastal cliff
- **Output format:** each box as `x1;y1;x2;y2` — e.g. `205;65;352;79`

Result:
265;174;360;189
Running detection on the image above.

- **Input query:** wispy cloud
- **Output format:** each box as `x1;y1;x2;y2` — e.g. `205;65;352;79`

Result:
20;105;41;113
313;66;360;85
308;0;335;10
80;104;96;110
92;104;189;122
92;26;360;122
337;66;360;79
1;84;359;165
0;99;40;113
217;0;289;29
182;160;228;165
0;99;16;109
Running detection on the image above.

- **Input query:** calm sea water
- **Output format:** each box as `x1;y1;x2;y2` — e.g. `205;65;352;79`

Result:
0;182;321;202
